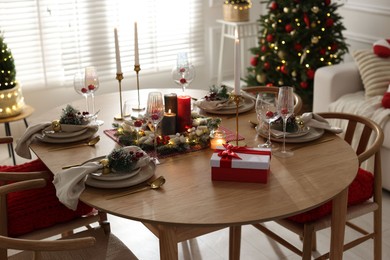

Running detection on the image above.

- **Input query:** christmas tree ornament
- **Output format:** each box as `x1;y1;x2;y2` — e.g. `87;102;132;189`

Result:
256;73;266;83
291;70;297;77
283;7;289;13
312;6;319;13
250;56;259;66
311;36;319;44
261;55;266;61
278;50;286;59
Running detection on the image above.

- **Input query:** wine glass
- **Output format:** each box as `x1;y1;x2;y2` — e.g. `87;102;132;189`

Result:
85;66;104;126
256;93;279;150
73;71;91;115
171;52;196;94
146;92;164;164
273;86;295;158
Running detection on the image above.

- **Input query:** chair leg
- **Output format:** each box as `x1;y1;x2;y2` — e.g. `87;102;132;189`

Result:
302;224;315;260
98;211;110;234
374;208;382;260
312;231;317;251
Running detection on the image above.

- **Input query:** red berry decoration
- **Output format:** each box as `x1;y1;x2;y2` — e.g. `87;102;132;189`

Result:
134;120;143;127
281;108;288;115
179;68;186;73
266;111;274;118
81;87;88;93
151;114;160;121
88;84;95;91
180;78;187;84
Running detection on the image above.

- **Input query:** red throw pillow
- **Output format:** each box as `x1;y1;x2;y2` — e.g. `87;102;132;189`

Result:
382;85;390;109
1;159;93;237
373;39;390;58
287;168;374;223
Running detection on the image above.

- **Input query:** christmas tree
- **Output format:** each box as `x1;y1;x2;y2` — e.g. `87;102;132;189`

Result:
0;31;17;91
245;0;348;110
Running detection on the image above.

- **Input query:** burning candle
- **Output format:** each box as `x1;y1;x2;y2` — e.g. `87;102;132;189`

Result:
210;130;227;150
164;93;177;114
114;28;122;74
134;22;139;65
234;29;241;95
177;95;191;133
161;109;176;136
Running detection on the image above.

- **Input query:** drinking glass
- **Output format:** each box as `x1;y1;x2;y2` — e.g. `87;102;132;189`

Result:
85;66;104;125
146;92;164;164
171;52;196;94
73;71;91;114
273;86;295;158
256;93;279;150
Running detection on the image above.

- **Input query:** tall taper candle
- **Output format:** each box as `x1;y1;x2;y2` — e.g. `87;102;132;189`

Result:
134;22;139;65
234;30;241;95
114;28;122;74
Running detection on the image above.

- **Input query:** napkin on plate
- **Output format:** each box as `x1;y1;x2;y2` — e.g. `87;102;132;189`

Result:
53;152;152;210
195;99;231;110
300;112;343;134
15;121;52;159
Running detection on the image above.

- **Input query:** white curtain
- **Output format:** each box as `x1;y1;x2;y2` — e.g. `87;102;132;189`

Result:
0;0;204;89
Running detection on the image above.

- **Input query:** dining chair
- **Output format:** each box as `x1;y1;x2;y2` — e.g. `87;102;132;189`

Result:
242;86;303;114
0;136;108;241
0;178;138;260
251;112;384;260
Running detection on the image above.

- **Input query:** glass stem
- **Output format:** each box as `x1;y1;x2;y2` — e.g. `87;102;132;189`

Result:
282;117;287;153
154;124;158;159
267;121;272;145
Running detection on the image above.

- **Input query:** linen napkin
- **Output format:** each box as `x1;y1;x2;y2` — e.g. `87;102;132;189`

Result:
53;162;102;210
300;112;343;134
195;99;232;110
15;121;52;159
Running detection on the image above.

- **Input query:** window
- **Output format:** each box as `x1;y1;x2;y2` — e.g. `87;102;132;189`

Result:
0;0;204;89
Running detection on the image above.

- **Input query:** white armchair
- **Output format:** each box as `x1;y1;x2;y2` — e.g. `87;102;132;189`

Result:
313;62;390;191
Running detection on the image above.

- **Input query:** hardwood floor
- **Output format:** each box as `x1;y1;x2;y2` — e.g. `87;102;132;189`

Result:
2;140;390;259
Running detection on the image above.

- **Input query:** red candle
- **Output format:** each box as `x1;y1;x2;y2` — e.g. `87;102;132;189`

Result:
177;95;191;132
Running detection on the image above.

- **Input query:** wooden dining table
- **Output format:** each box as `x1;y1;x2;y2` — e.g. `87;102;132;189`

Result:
29;88;358;260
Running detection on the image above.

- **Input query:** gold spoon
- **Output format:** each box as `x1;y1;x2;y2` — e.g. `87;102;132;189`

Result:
49;136;100;151
106;176;166;200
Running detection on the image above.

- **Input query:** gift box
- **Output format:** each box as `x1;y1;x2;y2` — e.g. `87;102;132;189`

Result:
210;144;271;183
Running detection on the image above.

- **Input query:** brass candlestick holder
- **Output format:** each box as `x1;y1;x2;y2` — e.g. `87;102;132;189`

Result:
133;65;145;111
231;94;246;147
114;73;124;120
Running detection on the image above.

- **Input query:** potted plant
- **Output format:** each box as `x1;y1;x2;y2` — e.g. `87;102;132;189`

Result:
0;31;25;118
223;0;252;22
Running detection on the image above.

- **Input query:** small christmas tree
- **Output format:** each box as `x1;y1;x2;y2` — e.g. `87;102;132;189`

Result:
0;32;16;91
245;0;348;110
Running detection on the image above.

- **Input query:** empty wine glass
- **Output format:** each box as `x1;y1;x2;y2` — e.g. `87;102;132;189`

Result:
256;93;279;150
146;92;164;164
73;71;91;115
273;86;295;158
171;52;196;94
85;66;104;126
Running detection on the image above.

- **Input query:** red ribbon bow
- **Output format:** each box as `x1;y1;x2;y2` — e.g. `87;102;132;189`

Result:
217;143;242;160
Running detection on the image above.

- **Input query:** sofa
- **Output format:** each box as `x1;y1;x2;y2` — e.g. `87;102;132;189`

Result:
313;60;390;191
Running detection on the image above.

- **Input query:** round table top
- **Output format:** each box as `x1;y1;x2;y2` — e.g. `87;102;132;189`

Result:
0;104;34;123
30;88;359;227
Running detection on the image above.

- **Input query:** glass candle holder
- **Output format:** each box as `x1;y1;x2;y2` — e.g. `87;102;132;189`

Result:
210;129;227;150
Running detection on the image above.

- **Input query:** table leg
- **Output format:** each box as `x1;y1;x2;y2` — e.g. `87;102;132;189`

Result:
330;187;348;260
229;226;241;260
158;225;178;260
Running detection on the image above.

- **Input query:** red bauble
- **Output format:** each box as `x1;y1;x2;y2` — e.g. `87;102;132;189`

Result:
307;69;315;79
294;43;303;52
270;2;278;10
300;81;308;89
266;34;274;43
263;62;270;70
326;18;334;27
261;45;267;52
303;13;310;28
285;24;293;33
330;43;338;52
382;92;390;108
319;48;327;55
250;56;258;67
324;0;331;6
281;65;288;74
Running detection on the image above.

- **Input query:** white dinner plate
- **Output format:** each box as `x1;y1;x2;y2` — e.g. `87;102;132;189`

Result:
257;126;325;143
37;127;98;143
85;161;156;189
90;167;141;181
198;96;255;115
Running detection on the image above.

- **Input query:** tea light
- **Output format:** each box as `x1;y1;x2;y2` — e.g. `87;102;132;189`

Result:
161;109;176;136
210;129;227;150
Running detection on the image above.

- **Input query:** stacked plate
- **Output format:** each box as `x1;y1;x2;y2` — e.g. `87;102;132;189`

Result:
38;124;98;143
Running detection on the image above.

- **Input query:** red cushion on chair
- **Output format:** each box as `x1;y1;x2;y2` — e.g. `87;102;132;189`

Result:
1;159;93;237
287;168;374;223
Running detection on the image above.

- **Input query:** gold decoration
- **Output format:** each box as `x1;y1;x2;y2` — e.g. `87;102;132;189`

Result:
51;120;61;132
312;6;319;13
278;50;285;59
311;36;319;44
256;73;266;83
283;7;289;13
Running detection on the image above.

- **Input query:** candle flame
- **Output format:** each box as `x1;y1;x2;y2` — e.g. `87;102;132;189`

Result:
168;109;171;113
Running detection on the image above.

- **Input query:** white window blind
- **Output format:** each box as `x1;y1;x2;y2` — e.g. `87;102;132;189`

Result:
0;0;204;89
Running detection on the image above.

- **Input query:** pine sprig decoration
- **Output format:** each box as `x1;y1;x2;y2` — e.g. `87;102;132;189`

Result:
0;31;17;90
107;148;144;172
205;85;230;101
59;105;83;125
245;0;348;110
